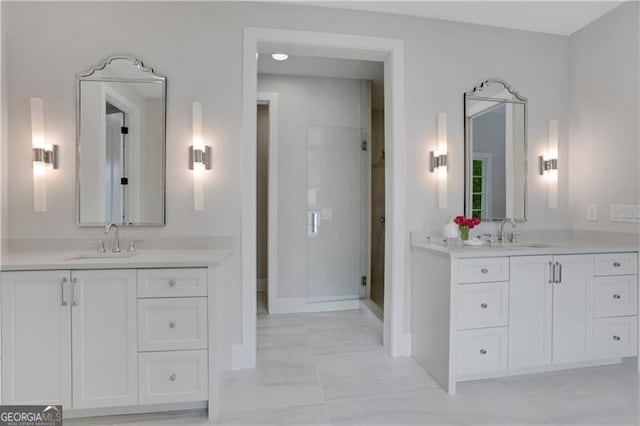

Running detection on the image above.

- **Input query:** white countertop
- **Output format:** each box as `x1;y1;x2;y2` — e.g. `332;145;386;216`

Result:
0;249;232;271
410;232;639;258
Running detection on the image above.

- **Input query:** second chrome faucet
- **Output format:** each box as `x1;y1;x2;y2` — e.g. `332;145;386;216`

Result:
105;223;121;253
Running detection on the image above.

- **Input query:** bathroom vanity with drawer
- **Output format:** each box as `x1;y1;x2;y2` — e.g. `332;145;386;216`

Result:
410;234;640;395
0;249;231;420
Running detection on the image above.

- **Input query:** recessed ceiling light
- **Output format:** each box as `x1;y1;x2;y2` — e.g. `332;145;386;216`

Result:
271;53;289;61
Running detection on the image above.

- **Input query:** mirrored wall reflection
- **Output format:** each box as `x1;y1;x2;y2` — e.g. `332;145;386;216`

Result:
464;80;527;221
77;56;166;226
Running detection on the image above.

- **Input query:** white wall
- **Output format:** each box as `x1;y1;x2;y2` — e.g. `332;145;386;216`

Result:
0;1;6;254
257;74;363;300
2;1;573;343
568;1;639;233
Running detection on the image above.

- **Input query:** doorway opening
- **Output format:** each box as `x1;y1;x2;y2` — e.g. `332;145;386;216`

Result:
255;53;385;323
256;102;269;315
241;28;407;369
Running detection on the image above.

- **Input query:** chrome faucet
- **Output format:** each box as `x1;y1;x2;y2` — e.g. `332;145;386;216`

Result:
499;220;507;244
105;223;121;253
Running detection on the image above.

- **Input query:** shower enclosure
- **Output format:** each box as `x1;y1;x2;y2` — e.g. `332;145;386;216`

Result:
307;126;367;303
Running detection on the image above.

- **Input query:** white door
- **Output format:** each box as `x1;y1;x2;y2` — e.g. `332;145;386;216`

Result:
71;269;138;408
508;256;553;369
552;255;594;364
1;271;72;406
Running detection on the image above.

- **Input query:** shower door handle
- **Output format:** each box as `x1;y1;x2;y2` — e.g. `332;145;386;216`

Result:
308;211;320;235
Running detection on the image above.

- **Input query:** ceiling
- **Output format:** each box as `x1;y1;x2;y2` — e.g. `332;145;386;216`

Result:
282;1;624;36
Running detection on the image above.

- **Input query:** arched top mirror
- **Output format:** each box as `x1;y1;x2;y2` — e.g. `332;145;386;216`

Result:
76;55;167;227
464;79;527;222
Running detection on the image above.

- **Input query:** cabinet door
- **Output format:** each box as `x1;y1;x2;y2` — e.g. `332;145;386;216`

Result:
71;270;138;408
552;255;594;364
509;256;553;369
1;271;72;406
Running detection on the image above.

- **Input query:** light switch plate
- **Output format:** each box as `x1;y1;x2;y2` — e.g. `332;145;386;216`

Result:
586;204;598;221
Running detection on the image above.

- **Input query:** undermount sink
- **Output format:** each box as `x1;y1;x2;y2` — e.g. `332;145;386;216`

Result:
66;252;137;261
508;243;553;249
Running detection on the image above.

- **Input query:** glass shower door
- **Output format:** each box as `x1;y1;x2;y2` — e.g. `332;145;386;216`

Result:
307;126;366;303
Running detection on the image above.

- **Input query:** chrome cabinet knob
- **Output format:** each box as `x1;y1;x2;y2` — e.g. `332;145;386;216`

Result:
169;279;176;287
480;303;488;309
613;262;621;268
169;374;176;382
479;349;487;355
613;294;622;300
169;321;176;329
613;335;621;341
481;268;488;274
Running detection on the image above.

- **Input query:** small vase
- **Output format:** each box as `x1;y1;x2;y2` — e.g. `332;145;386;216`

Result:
459;226;470;241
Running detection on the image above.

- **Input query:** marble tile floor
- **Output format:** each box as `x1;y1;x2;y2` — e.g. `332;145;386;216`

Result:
67;309;640;425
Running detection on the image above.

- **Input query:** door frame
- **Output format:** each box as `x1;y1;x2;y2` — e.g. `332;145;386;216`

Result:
238;27;407;369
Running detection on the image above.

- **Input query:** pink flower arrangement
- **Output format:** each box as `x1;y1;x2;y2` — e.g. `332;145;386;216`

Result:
453;216;481;229
454;216;481;240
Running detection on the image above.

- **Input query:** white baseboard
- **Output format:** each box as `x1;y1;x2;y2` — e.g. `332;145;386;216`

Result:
457;358;622;382
232;344;255;370
398;332;412;356
64;402;207;419
269;297;359;314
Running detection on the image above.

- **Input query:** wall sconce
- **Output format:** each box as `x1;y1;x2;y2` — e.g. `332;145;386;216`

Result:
429;112;448;209
190;102;211;211
538;119;558;209
31;97;58;212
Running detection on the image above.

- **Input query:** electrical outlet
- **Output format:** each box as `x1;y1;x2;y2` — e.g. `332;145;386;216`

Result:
586;204;598;221
610;205;640;223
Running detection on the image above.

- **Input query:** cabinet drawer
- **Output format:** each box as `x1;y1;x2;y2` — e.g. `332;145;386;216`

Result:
594;253;637;276
594;276;638;318
138;298;208;351
593;317;637;359
458;258;509;284
458;282;509;330
137;269;207;298
138;350;208;404
457;327;508;376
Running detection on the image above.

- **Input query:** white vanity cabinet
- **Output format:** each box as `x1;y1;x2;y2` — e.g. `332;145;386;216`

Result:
136;268;209;404
71;270;138;409
1;270;137;408
509;255;595;368
411;242;639;395
1;271;72;406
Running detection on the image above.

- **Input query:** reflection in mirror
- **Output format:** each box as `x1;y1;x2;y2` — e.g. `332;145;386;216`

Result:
464;80;527;221
76;55;166;226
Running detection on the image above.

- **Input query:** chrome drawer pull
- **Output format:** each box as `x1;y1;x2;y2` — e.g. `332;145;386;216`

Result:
480;268;488;274
613;262;621;268
479;349;487;355
613;294;622;300
72;278;79;306
169;279;176;287
169;321;176;329
480;303;488;309
613;335;621;341
60;277;68;306
169;374;176;382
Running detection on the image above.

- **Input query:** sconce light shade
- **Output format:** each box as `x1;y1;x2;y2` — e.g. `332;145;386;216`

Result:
429;112;448;209
190;101;211;211
31;97;58;212
539;119;559;209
